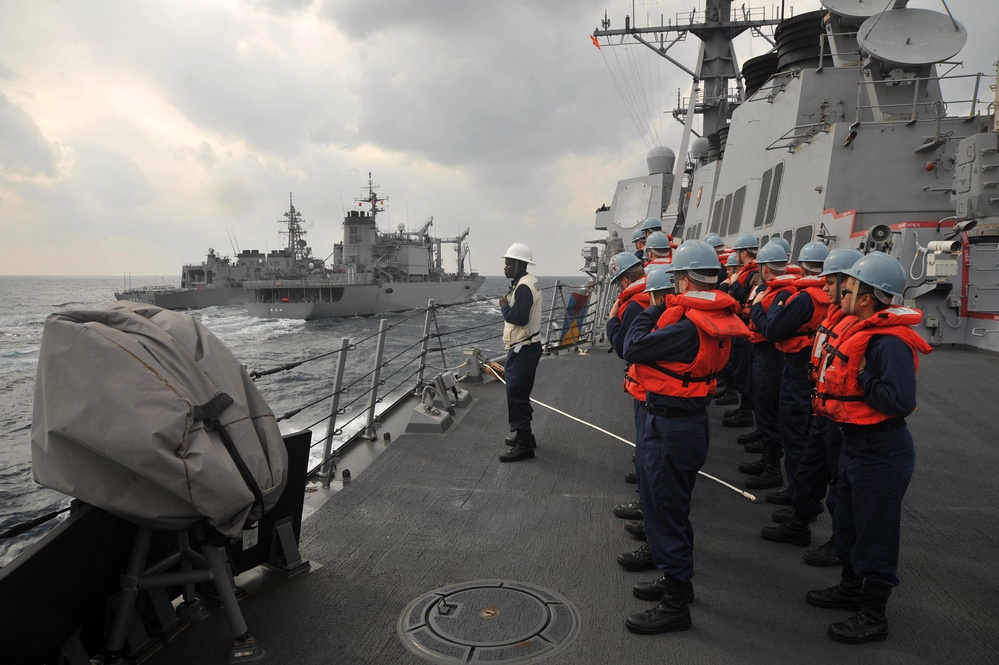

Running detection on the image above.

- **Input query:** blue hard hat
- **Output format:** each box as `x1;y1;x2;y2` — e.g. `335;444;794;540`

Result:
645;231;672;252
644;264;676;292
797;241;830;265
818;248;864;277
631;228;645;243
665;240;722;284
756;240;790;265
725;252;740;267
732;233;759;250
609;251;643;282
841;251;907;298
769;236;792;255
640;216;663;232
703;232;725;248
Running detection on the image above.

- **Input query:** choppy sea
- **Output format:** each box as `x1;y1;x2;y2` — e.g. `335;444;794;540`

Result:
0;274;585;566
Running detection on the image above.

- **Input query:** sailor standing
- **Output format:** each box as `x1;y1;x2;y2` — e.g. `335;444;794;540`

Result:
763;248;862;562
498;243;543;463
806;252;932;644
720;233;760;428
622;241;750;634
741;241;797;490
605;252;652;536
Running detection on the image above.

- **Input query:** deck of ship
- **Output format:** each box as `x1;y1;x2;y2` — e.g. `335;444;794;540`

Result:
165;343;997;664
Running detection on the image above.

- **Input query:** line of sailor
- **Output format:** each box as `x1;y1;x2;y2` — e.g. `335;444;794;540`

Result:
604;220;930;644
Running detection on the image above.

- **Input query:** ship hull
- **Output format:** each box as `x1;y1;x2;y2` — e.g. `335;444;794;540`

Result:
244;277;486;319
114;287;247;310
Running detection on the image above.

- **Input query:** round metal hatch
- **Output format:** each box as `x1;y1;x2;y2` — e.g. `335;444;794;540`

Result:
398;579;581;664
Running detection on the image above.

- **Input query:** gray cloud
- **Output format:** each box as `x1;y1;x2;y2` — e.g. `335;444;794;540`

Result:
0;92;62;178
70;144;156;209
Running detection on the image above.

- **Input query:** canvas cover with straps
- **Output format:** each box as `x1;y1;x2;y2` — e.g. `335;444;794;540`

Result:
31;302;288;537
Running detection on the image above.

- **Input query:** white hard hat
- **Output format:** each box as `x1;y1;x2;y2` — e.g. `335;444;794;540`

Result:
502;242;535;265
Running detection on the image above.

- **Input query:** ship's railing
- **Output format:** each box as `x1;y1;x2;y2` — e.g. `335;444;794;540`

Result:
852;70;990;125
246;283;606;488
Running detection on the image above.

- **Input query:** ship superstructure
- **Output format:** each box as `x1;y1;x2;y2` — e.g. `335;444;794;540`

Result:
590;0;999;350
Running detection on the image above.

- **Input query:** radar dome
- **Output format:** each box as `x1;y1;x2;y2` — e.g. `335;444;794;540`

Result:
398;223;406;232
647;146;676;175
690;138;710;160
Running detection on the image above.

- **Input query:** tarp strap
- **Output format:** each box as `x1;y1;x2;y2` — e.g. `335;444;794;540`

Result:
193;393;265;527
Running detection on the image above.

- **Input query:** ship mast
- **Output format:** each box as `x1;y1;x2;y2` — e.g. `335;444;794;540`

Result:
360;172;388;219
593;1;782;221
279;193;310;263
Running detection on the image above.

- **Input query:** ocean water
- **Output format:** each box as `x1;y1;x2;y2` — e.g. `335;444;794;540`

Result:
0;274;586;565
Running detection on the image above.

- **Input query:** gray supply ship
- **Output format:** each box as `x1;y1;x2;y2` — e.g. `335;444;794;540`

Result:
114;247;260;309
244;175;485;320
3;2;999;664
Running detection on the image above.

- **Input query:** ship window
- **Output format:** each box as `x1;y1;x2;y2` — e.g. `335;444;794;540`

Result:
710;199;724;234
754;169;773;228
348;226;360;244
723;187;746;237
791;225;812;262
719;194;734;238
765;162;784;226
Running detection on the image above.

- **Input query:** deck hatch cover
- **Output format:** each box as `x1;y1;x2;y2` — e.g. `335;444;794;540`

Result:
398;579;580;664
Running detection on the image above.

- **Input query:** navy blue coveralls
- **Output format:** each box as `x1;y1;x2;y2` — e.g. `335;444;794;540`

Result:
608;297;651;492
501;275;542;435
749;289;793;466
834;335;917;588
624;305;712;583
754;292;815;495
727;268;758;400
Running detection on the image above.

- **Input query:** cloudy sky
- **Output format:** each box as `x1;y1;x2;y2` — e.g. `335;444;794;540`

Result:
2;0;997;277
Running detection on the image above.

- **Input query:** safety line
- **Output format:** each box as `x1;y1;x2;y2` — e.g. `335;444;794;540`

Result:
482;363;758;503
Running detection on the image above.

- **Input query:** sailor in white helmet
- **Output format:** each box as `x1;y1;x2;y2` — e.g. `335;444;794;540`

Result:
498;242;544;462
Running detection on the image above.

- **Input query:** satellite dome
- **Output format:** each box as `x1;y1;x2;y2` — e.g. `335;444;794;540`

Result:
691;138;710;160
646;146;676;175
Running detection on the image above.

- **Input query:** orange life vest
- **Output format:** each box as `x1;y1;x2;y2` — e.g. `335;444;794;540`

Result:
775;276;831;354
813;307;933;424
617;277;651;320
747;274;797;344
624;290;751;399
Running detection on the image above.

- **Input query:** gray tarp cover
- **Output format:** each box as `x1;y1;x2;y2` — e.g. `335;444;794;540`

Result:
31;302;288;537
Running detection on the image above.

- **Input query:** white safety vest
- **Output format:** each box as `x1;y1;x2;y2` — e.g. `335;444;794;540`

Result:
503;273;543;349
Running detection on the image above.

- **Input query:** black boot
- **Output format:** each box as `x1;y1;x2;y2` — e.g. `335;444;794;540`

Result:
828;583;890;644
617;543;656;571
760;512;811;546
625;582;693;634
504;430;536;447
714;389;739;406
613;500;642;520
724;394;748;418
745;445;783;489
804;536;843;567
806;565;864;610
739;454;768;475
744;439;765;454
624;471;637;484
744;464;783;489
737;428;763;445
765;486;794;505
772;507;816;525
722;406;754;428
632;574;695;602
624;521;647;540
499;440;535;462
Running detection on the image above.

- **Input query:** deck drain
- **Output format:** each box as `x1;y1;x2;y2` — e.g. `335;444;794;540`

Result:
398;579;580;664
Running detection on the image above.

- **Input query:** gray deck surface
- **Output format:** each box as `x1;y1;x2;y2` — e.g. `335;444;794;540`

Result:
230;344;998;664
